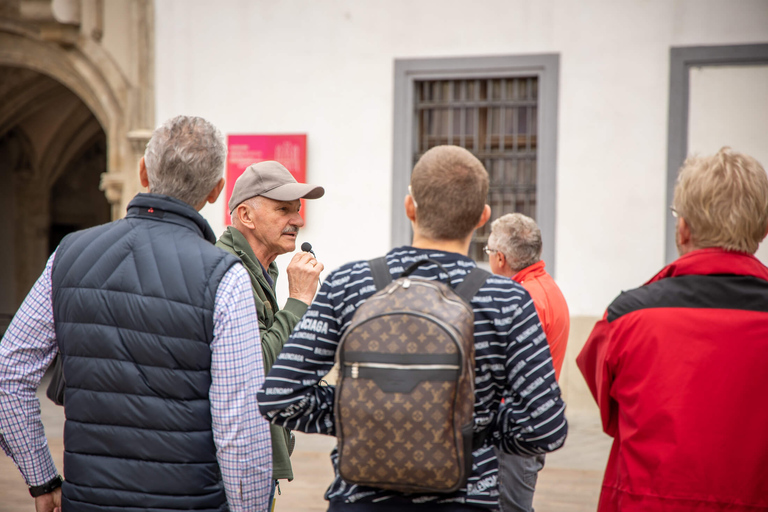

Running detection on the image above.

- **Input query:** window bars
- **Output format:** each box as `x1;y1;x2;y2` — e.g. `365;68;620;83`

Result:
413;77;539;261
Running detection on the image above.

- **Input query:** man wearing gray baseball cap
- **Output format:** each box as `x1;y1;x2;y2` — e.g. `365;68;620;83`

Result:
216;160;325;507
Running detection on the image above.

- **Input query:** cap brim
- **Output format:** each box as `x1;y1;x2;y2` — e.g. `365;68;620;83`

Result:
260;183;325;201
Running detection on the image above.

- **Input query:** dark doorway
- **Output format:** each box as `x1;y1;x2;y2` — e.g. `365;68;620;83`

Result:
0;66;108;334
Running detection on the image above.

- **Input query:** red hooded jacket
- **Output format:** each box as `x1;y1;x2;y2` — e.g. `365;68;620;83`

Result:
578;248;768;511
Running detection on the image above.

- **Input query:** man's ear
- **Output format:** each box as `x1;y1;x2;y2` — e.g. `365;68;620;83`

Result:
475;204;491;229
405;194;417;222
206;178;225;205
677;217;692;246
490;248;504;269
235;202;256;229
139;157;149;189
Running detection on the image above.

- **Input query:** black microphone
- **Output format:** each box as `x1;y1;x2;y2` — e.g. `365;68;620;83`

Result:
301;242;316;257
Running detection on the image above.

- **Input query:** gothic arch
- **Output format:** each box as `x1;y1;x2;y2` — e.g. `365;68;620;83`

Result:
0;1;154;324
0;1;154;218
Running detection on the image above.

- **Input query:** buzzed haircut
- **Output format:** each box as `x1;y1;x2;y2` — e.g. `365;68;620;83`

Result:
410;145;489;241
489;213;542;272
673;147;768;254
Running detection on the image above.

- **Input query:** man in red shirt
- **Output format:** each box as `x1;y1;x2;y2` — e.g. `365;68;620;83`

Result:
578;147;768;512
486;212;570;512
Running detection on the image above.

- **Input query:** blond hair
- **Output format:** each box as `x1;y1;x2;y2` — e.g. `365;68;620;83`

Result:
673;147;768;254
410;146;489;240
489;213;542;272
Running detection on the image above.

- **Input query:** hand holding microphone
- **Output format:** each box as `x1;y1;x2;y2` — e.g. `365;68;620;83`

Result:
286;241;324;305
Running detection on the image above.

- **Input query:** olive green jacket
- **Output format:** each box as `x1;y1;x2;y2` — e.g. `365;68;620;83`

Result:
216;226;308;481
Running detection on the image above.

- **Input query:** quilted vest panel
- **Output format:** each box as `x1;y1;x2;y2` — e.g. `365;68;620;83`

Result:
51;194;239;512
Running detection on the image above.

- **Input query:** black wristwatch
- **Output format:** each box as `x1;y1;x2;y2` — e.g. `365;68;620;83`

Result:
29;475;63;498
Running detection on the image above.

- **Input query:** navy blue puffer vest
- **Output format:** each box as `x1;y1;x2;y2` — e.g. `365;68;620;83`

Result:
51;194;240;512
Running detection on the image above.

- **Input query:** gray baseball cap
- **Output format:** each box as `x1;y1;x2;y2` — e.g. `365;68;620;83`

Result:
228;160;325;213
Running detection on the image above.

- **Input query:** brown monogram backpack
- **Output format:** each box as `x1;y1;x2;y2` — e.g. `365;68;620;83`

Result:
334;258;489;493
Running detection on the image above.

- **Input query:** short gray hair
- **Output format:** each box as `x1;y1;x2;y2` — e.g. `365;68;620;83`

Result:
144;115;227;207
488;213;542;272
230;196;262;225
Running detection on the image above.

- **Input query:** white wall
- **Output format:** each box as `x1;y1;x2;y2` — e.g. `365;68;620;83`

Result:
154;0;768;315
688;64;768;264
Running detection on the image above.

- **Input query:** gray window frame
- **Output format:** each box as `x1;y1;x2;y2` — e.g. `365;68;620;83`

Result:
392;54;560;274
666;43;768;263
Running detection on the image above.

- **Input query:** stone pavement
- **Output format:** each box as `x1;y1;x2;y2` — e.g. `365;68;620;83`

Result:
0;376;611;511
273;408;611;512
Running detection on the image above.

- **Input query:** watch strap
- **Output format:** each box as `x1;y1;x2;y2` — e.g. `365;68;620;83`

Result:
29;475;63;498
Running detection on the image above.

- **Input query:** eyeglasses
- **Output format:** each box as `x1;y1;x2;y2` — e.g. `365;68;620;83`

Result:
670;206;679;218
483;245;497;256
408;185;418;208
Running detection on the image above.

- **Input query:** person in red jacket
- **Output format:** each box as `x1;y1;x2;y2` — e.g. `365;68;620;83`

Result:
487;213;569;380
486;212;570;512
577;147;768;512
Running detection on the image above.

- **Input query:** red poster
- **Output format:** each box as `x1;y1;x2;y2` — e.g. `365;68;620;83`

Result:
225;134;307;225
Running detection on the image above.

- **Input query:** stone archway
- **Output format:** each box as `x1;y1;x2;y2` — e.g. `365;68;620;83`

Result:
0;1;154;330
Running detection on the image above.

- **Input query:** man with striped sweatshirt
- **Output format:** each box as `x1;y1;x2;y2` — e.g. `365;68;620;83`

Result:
258;145;568;511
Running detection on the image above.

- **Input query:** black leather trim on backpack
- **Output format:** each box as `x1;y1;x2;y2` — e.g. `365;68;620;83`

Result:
369;257;392;291
369;257;490;300
342;365;460;394
401;259;454;286
454;267;491;304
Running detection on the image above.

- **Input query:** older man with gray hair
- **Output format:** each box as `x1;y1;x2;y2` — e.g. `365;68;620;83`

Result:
487;213;569;379
0;115;272;512
486;212;570;512
216;160;325;506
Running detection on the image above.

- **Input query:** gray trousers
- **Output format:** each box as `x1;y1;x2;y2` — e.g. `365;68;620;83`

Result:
496;449;546;512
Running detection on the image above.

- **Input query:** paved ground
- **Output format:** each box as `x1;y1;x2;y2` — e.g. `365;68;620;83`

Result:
273;409;611;512
0;375;611;511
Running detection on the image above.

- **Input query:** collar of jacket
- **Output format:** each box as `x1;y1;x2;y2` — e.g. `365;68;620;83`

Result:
512;260;546;284
646;247;768;285
126;193;217;244
217;225;279;288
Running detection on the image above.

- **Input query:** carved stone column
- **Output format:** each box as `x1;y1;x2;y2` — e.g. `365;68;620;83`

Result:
100;170;124;221
100;129;151;220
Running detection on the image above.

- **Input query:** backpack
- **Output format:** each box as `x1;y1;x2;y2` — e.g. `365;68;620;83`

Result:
334;257;490;494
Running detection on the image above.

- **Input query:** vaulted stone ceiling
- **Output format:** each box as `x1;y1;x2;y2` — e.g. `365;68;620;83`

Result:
0;65;104;188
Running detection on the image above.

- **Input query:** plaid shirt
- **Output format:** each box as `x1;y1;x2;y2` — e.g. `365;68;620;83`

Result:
0;252;272;511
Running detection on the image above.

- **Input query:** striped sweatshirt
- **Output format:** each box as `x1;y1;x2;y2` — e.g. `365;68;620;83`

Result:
258;247;568;510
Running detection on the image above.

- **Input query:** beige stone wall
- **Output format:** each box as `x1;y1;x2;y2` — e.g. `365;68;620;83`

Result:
559;315;602;414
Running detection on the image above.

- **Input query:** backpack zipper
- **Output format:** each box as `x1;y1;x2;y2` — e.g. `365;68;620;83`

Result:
348;361;459;379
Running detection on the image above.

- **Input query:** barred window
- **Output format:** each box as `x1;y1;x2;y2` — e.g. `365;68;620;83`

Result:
393;56;558;272
413;77;539;261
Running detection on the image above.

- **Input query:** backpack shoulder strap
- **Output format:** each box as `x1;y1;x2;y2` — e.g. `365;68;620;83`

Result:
456;266;492;451
369;257;393;291
454;267;491;303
